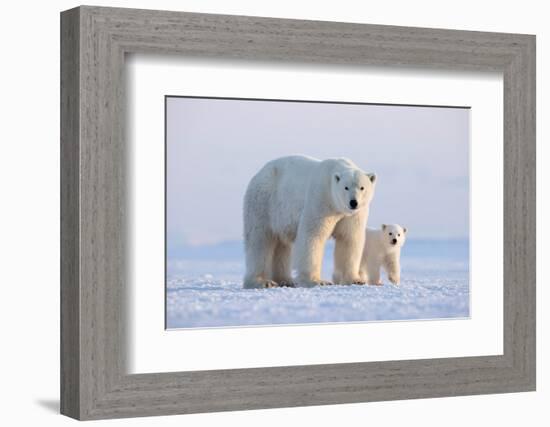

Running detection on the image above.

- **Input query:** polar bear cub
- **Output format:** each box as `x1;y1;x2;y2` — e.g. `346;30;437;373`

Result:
359;224;407;285
243;155;376;289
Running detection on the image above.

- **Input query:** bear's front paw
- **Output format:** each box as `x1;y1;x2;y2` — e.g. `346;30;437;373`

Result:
368;280;383;286
317;280;333;286
388;276;400;285
278;280;296;288
263;280;280;288
300;279;332;287
297;276;333;288
342;277;366;285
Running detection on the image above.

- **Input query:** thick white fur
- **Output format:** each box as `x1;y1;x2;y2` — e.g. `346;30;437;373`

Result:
243;155;376;288
359;224;407;285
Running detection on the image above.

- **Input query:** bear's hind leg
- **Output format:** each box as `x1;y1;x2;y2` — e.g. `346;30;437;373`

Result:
271;239;295;287
243;233;278;289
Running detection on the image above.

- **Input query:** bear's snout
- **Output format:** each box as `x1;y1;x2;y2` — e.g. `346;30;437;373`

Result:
391;238;397;245
349;199;358;209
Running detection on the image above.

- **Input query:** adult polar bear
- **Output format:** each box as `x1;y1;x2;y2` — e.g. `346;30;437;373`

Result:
243;155;376;288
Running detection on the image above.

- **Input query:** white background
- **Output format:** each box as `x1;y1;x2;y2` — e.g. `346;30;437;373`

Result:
129;58;502;373
0;1;546;426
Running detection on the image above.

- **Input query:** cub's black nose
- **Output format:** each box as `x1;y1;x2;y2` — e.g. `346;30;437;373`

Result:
349;199;358;209
392;238;397;244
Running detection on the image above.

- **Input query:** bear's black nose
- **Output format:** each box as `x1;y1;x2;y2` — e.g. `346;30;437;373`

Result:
392;238;397;244
349;199;358;209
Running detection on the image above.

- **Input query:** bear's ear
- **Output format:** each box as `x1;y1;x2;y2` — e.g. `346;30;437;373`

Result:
334;173;340;183
366;173;376;183
382;224;387;230
403;227;407;233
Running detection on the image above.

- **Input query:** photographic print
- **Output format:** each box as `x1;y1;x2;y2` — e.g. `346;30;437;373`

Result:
166;96;469;329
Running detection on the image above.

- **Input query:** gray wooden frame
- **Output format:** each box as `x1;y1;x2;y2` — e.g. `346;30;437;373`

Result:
60;5;536;420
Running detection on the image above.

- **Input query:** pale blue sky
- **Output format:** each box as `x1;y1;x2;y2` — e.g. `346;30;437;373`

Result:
167;97;469;247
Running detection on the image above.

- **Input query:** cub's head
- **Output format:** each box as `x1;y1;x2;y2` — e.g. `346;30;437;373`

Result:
381;224;407;248
332;169;376;215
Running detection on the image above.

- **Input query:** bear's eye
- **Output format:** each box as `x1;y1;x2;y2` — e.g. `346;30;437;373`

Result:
398;234;401;237
344;186;349;191
389;232;393;236
360;186;364;191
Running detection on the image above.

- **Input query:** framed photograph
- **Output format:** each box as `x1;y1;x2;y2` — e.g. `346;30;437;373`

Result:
164;96;470;329
61;6;536;420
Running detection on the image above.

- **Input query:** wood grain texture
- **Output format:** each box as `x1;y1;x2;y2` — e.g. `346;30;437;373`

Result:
60;5;536;420
60;7;80;419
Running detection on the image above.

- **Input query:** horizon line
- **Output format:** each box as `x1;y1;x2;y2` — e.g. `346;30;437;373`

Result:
169;237;470;248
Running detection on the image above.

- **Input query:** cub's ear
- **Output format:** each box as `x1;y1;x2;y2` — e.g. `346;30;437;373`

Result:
382;224;387;230
334;173;340;183
403;227;408;233
366;173;376;183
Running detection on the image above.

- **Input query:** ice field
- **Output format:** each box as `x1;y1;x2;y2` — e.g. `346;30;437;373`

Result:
166;240;469;329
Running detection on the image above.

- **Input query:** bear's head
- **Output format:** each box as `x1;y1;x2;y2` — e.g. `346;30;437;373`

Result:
332;169;376;215
381;224;407;249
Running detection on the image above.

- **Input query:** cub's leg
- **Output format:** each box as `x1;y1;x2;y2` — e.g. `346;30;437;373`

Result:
367;258;382;286
384;254;401;285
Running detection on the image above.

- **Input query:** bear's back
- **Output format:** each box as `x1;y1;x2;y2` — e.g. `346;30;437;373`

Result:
264;156;320;239
365;228;386;255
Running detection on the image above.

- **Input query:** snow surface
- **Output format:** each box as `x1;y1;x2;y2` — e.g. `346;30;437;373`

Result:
166;240;469;329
